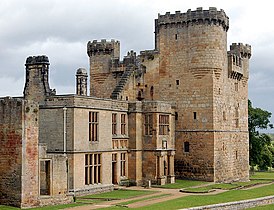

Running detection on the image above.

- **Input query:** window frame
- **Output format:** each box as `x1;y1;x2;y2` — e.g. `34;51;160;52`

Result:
89;112;99;142
159;115;169;135
121;114;126;135
85;153;101;185
112;113;117;135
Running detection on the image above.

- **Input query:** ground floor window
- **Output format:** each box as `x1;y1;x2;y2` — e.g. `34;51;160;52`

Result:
120;153;126;176
85;153;101;185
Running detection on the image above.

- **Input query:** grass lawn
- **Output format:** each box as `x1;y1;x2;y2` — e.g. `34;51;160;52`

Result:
118;193;170;205
250;171;274;180
0;206;18;210
0;203;84;210
79;189;156;200
137;183;274;210
0;189;154;210
182;179;272;193
152;179;209;189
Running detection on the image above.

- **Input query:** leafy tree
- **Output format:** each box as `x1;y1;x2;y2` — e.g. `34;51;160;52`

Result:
248;100;273;170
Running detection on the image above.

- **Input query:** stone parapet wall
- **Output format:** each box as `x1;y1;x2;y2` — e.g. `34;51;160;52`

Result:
43;95;128;112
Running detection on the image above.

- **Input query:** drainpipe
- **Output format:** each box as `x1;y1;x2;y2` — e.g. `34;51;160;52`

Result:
63;107;67;153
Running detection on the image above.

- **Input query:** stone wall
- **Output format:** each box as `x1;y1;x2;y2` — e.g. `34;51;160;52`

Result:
0;97;39;208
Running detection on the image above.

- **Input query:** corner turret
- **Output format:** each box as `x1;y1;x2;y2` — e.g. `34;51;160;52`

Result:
228;43;251;79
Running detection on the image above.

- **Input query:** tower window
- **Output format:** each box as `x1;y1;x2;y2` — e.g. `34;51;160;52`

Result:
223;111;226;121
235;83;239;91
175;34;178;40
176;80;179;85
184;142;190;153
193;112;197;120
175;112;178;121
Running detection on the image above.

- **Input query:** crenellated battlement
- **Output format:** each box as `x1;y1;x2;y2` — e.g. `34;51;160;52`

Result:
230;43;251;59
156;7;229;31
87;39;120;57
25;55;49;66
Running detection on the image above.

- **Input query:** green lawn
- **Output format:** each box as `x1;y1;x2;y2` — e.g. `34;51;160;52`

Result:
153;179;209;189
0;189;154;210
118;194;170;206
182;179;272;193
79;189;156;200
0;206;18;210
137;183;274;210
250;171;274;180
0;203;84;210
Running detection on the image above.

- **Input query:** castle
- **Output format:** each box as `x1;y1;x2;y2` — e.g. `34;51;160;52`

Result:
0;7;251;208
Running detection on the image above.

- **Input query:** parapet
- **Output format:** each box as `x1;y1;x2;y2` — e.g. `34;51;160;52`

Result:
230;43;251;59
87;39;120;57
156;7;229;32
25;55;50;66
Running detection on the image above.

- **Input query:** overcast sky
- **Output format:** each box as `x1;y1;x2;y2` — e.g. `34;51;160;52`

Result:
0;0;273;131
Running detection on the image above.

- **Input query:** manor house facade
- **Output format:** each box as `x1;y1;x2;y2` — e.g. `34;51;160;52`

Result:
0;7;251;208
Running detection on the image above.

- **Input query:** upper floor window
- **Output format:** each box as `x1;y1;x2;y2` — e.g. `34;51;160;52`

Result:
184;142;190;153
89;112;98;142
159;115;169;135
112;113;117;135
144;114;153;135
193;112;197;120
121;114;126;135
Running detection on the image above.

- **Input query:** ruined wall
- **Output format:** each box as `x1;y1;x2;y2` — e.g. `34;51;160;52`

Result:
0;97;39;208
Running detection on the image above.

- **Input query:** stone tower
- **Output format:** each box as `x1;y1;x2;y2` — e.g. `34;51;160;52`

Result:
23;55;55;103
87;39;120;98
148;7;251;182
76;68;88;96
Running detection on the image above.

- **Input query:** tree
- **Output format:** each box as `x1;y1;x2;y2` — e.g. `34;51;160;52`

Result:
248;100;273;170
